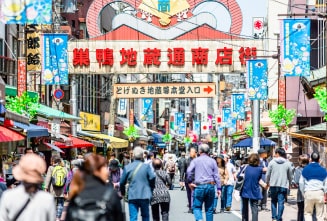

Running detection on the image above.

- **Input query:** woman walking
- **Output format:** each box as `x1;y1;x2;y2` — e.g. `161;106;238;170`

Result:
214;155;229;213
151;158;172;221
240;153;267;221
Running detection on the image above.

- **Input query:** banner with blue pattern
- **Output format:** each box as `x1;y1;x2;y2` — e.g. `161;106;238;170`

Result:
231;93;246;120
247;59;268;100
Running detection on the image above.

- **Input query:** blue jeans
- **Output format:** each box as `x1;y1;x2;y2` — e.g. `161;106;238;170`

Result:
193;184;215;221
225;185;234;208
270;187;288;221
129;199;150;221
220;185;227;210
55;197;64;219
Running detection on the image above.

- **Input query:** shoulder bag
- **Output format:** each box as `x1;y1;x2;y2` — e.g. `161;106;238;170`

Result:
234;165;247;191
124;163;143;202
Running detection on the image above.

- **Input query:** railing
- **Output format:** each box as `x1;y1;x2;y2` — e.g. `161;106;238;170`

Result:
0;56;16;75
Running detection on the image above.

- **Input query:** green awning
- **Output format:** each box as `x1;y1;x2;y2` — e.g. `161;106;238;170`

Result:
37;104;80;120
5;85;39;98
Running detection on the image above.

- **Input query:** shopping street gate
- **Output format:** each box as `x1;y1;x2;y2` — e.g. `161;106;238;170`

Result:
113;83;216;98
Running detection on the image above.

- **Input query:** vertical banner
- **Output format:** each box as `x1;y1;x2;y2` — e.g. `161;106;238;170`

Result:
231;93;246;119
17;58;26;97
175;112;185;135
0;0;52;24
193;120;200;136
27;28;42;72
222;108;231;128
141;98;153;122
281;19;311;77
42;33;69;85
247;59;268;100
117;99;127;115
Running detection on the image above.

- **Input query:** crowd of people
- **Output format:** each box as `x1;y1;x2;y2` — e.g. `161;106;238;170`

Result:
0;144;326;221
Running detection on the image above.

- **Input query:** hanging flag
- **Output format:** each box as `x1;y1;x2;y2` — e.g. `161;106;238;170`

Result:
174;112;185;135
281;19;310;77
0;0;52;24
193;120;200;136
117;99;127;115
222;108;231;128
42;33;69;85
141;98;153;122
231;93;246;120
247;59;268;100
201;121;209;135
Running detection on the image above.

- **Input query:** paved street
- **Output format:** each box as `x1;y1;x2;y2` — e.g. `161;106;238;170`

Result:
124;178;299;221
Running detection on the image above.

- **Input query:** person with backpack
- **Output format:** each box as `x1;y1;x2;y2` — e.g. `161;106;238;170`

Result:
45;156;68;221
164;155;176;190
65;154;124;221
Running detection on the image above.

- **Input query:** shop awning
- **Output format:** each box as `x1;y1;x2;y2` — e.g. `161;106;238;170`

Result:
297;122;327;135
116;117;147;136
5;85;38;98
78;130;128;148
54;136;94;148
44;143;64;153
0;117;49;138
0;125;25;142
37;104;81;121
151;133;163;143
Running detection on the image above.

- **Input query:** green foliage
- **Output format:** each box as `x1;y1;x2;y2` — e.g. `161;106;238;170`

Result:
183;136;192;144
245;123;264;137
211;136;218;143
123;125;140;140
162;133;172;143
314;87;327;119
5;92;39;120
268;104;296;132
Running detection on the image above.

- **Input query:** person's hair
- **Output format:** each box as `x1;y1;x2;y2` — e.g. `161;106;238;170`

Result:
198;143;210;154
275;147;286;158
248;153;260;166
133;146;144;160
69;154;107;200
53;156;61;164
298;154;309;167
152;158;162;170
110;152;116;157
24;147;33;154
216;156;226;168
311;151;320;163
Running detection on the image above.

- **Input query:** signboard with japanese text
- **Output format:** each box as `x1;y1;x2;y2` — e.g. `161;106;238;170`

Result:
231;93;245;120
17;58;26;97
117;99;127;115
141;98;153;123
68;40;262;74
0;0;52;24
42;33;69;85
247;59;268;100
79;112;101;131
281;19;311;77
27;30;42;72
113;83;216;98
193;120;200;136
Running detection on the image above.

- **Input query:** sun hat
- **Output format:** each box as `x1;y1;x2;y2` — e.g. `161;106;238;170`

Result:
13;153;46;184
109;159;120;170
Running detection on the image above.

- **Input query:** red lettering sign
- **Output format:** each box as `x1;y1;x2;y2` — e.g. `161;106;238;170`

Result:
215;47;233;65
73;48;90;66
143;48;161;66
191;47;209;65
120;48;137;66
96;48;114;66
167;48;185;66
239;47;257;65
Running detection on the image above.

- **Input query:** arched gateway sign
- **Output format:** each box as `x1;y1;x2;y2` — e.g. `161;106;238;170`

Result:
67;0;268;74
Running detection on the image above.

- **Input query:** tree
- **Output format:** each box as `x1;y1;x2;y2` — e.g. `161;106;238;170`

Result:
268;104;296;132
5;92;39;121
123;125;140;142
162;133;172;143
245;123;264;137
313;86;327;120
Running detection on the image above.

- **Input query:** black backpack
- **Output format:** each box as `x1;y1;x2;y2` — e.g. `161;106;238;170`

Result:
69;187;114;221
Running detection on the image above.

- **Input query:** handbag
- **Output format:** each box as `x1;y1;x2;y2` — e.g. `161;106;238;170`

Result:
234;165;247;191
124;163;143;202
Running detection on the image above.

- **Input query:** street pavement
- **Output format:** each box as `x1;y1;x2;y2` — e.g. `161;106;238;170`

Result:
124;178;299;221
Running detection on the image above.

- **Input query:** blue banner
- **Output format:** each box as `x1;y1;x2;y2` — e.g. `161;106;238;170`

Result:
42;34;69;85
281;19;310;77
222;108;231;128
0;0;52;24
231;93;246;120
117;99;127;115
141;98;153;122
247;59;268;100
193;120;200;136
174;112;185;135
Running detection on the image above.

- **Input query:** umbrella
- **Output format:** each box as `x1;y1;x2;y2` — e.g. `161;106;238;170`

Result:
0;125;25;142
233;137;276;148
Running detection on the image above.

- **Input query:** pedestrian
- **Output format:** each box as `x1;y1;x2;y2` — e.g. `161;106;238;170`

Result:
214;154;229;213
177;152;187;190
165;155;176;190
44;156;68;221
0;153;56;221
292;154;309;221
240;153;268;221
258;148;269;211
187;143;221;221
0;171;7;199
121;152;131;169
151;158;172;221
266;147;293;221
184;147;197;213
224;154;237;212
108;159;123;196
120;146;156;221
64;159;83;199
65;153;124;221
299;151;327;221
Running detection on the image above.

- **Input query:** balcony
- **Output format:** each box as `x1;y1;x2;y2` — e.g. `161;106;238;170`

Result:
0;56;16;76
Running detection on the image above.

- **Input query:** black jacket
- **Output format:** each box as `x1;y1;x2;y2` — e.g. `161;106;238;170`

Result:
65;175;124;221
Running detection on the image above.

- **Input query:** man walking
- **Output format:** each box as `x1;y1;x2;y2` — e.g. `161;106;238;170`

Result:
187;144;221;221
184;147;197;213
266;147;293;221
299;151;327;221
120;146;156;221
224;154;236;212
258;148;269;211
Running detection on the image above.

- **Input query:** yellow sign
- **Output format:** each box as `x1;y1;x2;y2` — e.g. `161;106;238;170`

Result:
113;82;216;98
26;27;41;72
79;112;101;131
